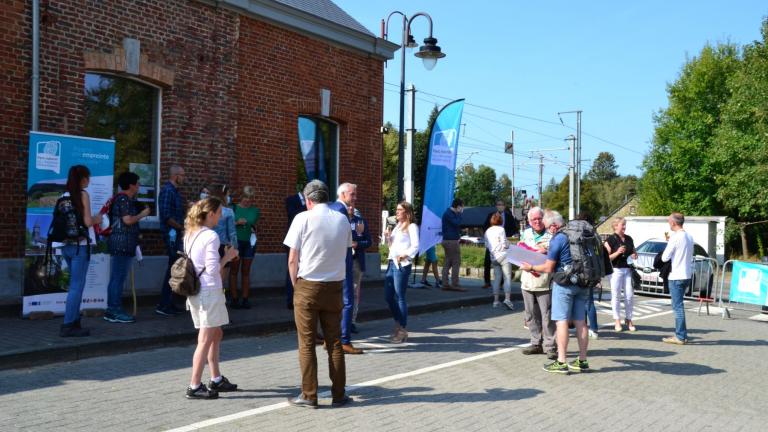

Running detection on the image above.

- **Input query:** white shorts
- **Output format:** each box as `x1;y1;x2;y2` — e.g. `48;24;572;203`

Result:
187;288;229;329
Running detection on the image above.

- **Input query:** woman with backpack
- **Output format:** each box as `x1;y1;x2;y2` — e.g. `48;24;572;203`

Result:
183;197;239;399
604;217;638;332
56;165;102;337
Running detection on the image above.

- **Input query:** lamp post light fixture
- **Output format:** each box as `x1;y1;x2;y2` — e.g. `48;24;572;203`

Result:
382;11;446;202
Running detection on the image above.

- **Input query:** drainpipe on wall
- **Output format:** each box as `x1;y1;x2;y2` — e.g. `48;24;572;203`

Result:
31;0;40;131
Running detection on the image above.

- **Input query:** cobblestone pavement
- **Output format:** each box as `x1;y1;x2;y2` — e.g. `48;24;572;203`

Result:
1;298;766;432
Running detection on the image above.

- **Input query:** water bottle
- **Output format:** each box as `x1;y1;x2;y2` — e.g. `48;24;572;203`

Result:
169;228;177;247
250;232;257;248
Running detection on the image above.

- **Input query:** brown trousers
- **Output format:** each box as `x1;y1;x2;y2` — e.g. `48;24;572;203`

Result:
442;240;461;286
293;278;346;401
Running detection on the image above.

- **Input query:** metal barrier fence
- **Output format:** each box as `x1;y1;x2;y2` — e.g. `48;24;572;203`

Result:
716;260;768;319
632;256;720;303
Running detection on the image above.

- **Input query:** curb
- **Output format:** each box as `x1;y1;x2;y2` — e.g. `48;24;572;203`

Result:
0;291;522;371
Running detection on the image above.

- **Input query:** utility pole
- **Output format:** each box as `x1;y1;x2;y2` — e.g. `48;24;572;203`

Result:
538;154;544;208
575;110;582;215
504;133;515;213
404;83;416;203
566;135;576;220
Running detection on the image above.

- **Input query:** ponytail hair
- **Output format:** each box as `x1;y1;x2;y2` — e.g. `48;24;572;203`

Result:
185;197;223;232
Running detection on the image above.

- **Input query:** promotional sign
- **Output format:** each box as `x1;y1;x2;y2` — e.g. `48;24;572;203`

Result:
729;261;768;306
418;99;465;254
24;131;115;317
298;117;327;184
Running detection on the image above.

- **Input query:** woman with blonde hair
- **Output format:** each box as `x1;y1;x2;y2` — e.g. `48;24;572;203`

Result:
183;197;239;399
383;201;419;343
230;185;261;308
604;217;638;332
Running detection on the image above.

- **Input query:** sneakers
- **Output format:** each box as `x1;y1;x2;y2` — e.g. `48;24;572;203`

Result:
186;384;218;399
421;280;432;287
662;336;687;345
543;360;569;375
503;299;515;310
492;301;501;308
522;345;544;355
103;310;135;323
240;298;252;309
331;395;353;408
208;376;238;392
588;329;599;340
155;305;183;316
567;358;590;373
59;325;91;337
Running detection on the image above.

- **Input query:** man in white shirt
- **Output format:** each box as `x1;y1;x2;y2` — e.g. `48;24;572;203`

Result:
661;212;694;345
283;180;353;408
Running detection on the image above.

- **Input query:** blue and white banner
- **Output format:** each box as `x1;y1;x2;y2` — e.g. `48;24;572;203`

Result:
729;261;768;306
419;99;465;254
24;131;115;317
298;117;327;184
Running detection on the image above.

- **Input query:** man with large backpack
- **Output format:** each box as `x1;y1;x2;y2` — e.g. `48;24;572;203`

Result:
520;210;605;375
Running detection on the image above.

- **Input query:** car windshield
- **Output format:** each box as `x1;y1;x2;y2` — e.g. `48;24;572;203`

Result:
636;241;667;254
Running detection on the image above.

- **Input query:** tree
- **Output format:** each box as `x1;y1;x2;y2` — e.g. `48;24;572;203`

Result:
585;152;619;182
711;19;768;255
381;122;399;213
638;43;740;216
455;163;497;206
493;174;512;206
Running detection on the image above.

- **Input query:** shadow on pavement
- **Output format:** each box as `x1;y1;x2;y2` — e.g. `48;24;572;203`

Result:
587;347;677;358
351;385;544;405
593;359;726;376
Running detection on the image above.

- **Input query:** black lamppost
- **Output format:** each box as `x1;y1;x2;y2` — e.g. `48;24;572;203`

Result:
382;11;446;202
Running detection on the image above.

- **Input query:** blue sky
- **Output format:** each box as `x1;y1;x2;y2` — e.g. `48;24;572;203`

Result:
334;0;767;198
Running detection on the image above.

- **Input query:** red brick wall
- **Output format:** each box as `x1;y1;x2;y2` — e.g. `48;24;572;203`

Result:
235;18;383;251
0;0;384;258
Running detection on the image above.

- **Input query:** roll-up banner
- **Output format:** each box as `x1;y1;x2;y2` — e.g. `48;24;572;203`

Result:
418;99;465;254
24;131;115;317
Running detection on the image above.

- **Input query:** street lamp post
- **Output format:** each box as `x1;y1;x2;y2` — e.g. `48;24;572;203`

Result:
382;11;446;203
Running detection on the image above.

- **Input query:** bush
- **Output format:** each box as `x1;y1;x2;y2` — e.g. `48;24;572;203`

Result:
379;243;487;268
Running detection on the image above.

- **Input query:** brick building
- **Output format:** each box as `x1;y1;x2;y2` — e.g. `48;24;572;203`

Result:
0;0;398;302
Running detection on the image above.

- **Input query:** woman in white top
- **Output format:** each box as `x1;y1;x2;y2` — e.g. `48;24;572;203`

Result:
183;197;239;399
483;212;514;310
383;201;419;343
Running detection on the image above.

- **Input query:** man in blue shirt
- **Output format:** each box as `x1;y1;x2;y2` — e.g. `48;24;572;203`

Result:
521;210;590;375
157;164;186;316
441;199;464;291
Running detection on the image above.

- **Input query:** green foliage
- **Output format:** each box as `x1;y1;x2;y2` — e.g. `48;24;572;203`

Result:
379;243;487;268
638;43;740;216
382;122;399;213
455;164;498;206
585;152;619;183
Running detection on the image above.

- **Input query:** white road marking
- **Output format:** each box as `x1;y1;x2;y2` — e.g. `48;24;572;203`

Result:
165;344;523;432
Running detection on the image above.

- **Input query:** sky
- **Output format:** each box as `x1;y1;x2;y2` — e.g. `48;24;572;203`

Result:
333;0;767;199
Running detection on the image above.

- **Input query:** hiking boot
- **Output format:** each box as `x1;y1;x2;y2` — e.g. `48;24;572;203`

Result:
522;345;544;355
186;384;218;399
568;358;590;373
543;360;570;375
209;376;238;392
662;336;687;345
546;349;558;360
59;324;90;337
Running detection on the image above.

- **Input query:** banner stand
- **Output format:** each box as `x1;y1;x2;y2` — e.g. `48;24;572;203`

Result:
716;259;768;319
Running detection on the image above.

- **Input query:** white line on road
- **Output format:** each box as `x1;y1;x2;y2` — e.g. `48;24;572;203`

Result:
165;344;524;432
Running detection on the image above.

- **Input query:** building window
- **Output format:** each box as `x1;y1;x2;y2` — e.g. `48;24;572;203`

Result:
297;116;338;193
83;73;160;216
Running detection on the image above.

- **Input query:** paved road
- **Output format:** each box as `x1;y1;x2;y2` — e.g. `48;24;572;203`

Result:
2;299;766;431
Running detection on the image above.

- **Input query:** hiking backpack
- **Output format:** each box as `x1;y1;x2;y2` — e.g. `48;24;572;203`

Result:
48;193;89;244
169;230;206;297
553;219;606;288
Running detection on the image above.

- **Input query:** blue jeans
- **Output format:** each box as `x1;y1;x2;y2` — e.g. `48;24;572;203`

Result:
669;279;689;340
62;244;90;325
107;255;134;313
385;261;411;327
159;235;180;309
341;249;355;344
586;287;598;332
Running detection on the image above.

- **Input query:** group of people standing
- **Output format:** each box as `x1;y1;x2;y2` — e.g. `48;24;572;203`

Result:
517;207;694;374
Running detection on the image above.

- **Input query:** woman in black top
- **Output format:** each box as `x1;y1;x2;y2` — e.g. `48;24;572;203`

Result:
603;217;638;332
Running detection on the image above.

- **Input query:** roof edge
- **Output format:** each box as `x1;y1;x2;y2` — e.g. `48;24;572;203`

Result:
198;0;399;60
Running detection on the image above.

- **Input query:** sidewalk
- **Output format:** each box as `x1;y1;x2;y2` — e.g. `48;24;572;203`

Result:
0;276;519;370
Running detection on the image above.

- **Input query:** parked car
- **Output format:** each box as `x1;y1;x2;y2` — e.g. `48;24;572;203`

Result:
632;238;715;297
459;235;485;246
